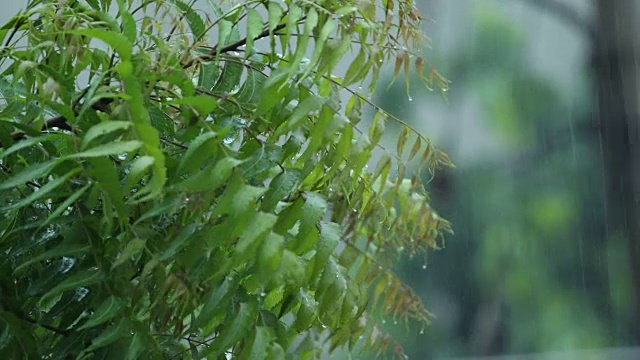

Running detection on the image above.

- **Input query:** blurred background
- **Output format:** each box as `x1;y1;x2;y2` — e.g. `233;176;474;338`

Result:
373;0;640;358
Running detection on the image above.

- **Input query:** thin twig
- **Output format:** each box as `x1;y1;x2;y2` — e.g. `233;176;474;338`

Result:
20;314;71;336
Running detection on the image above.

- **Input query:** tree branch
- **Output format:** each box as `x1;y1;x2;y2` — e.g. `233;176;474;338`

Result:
182;22;288;68
2;98;113;147
20;314;71;336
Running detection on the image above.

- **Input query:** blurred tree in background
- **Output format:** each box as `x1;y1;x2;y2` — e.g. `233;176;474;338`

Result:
369;1;640;358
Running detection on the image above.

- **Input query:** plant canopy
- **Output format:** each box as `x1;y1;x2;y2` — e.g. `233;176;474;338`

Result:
0;0;452;358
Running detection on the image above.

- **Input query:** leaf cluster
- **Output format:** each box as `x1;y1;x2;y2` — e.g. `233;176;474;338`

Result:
0;0;452;358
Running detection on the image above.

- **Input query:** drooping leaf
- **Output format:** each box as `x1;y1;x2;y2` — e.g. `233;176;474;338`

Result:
67;140;142;159
261;168;302;212
239;326;273;360
200;302;258;357
169;95;217;116
40;269;106;305
0;169;79;212
257;232;284;284
82;318;129;353
272;95;326;137
78;296;127;330
112;238;146;269
0;160;59;190
15;243;91;273
81;121;132;150
246;8;263;57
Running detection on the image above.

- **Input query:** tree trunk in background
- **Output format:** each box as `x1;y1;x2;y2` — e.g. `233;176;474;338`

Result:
593;0;640;345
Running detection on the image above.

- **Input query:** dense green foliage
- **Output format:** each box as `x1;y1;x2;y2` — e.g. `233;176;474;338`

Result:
0;0;451;358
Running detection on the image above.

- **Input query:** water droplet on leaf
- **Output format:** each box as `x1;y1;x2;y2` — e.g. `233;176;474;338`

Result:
59;257;76;274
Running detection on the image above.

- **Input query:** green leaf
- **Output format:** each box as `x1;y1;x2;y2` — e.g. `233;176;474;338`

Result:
293;192;327;254
172;157;243;193
198;61;220;91
89;156;129;220
169;95;217;116
239;326;273;360
212;60;244;93
217;19;233;54
0;311;38;358
0;134;65;160
69;29;132;60
236;66;266;105
0;160;58;190
160;224;198;261
1;169;79;212
232;212;277;266
397;126;409;156
298;106;333;162
255;68;289;116
201;302;258;357
125;333;147;360
272;95;326;137
168;0;206;40
82;318;129;353
211;173;267;218
81;121;132;150
288;8;318;76
302;18;335;79
269;343;285;360
117;0;137;42
317;257;346;317
275;250;305;287
193;276;235;329
268;2;284;34
261;169;302;212
78;296;126;330
282;3;302;55
14;243;91;273
112;238;146;269
176;131;217;175
44;183;91;226
40;269;105;305
246;9;263;57
117;60;166;197
309;221;340;283
344;48;366;86
257;232;284;284
335;6;358;16
126;156;155;190
67;140;142;159
294;290;318;331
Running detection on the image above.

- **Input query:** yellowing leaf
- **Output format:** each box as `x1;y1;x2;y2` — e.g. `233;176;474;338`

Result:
397;126;409;156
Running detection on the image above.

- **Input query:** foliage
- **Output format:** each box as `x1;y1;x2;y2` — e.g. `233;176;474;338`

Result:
0;0;451;358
